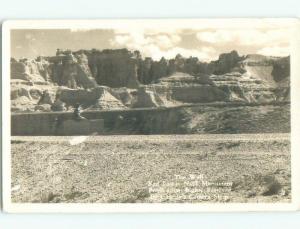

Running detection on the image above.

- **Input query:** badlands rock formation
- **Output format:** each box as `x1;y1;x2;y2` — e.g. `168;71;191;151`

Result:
10;49;290;112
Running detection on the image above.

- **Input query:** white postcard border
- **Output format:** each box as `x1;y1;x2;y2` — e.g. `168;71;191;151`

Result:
2;19;300;213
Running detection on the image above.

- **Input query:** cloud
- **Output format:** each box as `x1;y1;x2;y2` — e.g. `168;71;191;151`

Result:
136;45;216;61
257;46;290;57
110;27;291;60
154;34;181;49
25;33;36;41
70;28;93;32
196;28;290;57
110;29;218;61
196;29;289;46
162;47;218;61
111;32;181;49
197;30;233;44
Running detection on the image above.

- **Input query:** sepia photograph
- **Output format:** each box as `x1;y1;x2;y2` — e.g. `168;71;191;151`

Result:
2;19;300;212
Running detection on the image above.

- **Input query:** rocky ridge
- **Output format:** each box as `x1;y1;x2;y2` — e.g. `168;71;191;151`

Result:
10;49;290;112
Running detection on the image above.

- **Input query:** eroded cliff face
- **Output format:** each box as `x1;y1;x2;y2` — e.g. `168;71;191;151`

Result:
138;54;290;106
48;51;98;89
84;49;140;88
11;57;50;82
58;86;126;110
10;49;290;112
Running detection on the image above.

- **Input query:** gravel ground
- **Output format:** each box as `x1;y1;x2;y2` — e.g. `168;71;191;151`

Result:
11;134;291;203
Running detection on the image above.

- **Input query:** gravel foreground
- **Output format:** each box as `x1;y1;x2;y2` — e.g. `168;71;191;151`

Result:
11;134;291;203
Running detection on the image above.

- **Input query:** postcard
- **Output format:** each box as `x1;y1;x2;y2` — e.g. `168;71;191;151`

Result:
2;19;300;212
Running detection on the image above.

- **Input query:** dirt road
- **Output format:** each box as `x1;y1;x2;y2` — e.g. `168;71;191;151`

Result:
11;134;291;203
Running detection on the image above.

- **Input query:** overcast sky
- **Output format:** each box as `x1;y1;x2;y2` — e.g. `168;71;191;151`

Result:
11;21;291;61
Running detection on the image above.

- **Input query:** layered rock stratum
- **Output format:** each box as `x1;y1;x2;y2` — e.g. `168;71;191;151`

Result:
10;49;290;113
